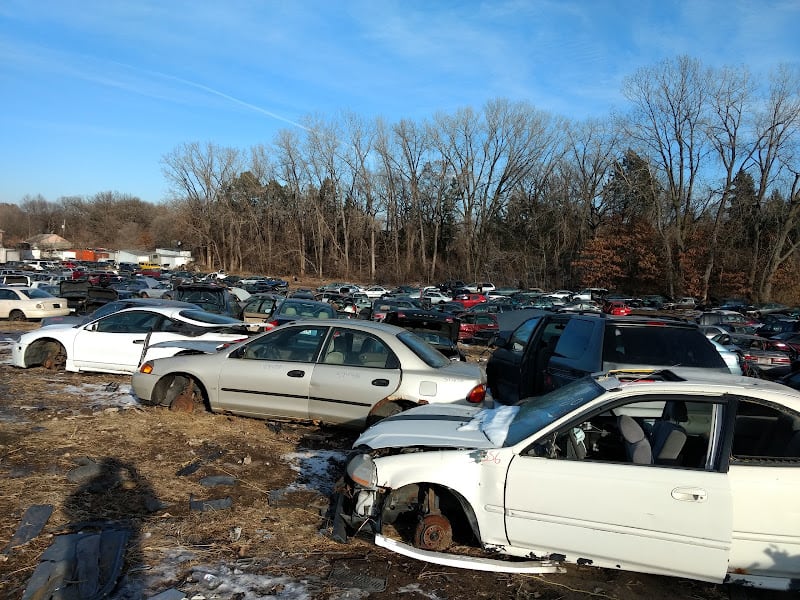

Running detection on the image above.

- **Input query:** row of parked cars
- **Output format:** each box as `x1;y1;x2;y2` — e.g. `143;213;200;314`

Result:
5;275;800;590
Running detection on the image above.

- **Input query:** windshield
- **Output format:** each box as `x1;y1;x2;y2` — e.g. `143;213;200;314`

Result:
398;331;450;368
503;377;606;446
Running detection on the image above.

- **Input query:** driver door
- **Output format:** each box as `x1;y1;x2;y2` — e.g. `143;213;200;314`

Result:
503;398;732;583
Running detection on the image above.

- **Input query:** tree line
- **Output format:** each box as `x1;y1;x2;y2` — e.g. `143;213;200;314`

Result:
2;56;799;303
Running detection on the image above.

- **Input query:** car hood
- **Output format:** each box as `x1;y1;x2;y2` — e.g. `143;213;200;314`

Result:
354;403;517;450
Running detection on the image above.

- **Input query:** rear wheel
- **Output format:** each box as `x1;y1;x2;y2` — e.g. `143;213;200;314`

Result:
9;310;26;322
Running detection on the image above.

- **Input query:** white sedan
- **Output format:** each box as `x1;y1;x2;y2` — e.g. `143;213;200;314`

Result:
363;286;391;299
131;319;488;429
0;286;70;321
12;306;251;374
335;369;800;591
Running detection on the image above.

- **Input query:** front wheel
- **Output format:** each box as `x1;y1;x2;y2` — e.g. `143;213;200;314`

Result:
42;341;67;370
414;514;453;551
9;309;26;322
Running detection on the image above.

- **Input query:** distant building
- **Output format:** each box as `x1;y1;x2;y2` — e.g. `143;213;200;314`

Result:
23;233;72;260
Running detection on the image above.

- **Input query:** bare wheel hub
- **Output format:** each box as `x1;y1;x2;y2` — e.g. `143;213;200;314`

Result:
170;380;197;413
413;514;453;551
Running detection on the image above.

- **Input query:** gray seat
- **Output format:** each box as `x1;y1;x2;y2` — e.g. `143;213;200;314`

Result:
651;401;688;465
619;415;652;464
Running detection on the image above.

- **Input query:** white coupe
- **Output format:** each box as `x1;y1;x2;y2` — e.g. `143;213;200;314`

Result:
12;306;251;374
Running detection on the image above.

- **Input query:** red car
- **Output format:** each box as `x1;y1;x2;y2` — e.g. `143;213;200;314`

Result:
458;312;499;343
604;301;631;316
453;293;487;309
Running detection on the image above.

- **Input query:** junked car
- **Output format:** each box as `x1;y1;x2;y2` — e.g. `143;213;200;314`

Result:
12;306;251;374
0;286;70;321
131;319;487;428
334;369;800;590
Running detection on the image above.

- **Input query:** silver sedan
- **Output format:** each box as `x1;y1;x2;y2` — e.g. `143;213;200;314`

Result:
132;319;488;429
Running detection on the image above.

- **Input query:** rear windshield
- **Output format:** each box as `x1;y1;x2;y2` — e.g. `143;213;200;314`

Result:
178;309;242;325
602;324;726;368
398;331;450;368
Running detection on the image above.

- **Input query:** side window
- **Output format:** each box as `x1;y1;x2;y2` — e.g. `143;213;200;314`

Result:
0;289;17;300
241;326;327;362
531;399;719;469
731;400;800;461
96;311;162;333
509;318;540;352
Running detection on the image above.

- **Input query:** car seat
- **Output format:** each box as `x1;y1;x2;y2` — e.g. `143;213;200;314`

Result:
619;415;652;464
283;306;297;316
650;401;688;465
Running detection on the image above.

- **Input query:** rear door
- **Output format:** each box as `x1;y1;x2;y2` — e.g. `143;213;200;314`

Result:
309;328;401;427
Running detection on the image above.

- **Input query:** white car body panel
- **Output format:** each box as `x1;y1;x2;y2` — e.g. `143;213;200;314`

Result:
728;464;800;579
503;455;731;582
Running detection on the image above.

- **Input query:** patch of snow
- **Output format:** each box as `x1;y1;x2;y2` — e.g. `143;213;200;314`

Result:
457;405;519;446
282;450;348;496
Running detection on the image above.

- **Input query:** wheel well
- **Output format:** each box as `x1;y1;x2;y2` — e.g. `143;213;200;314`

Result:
151;373;210;411
368;398;415;421
25;338;65;367
382;483;480;547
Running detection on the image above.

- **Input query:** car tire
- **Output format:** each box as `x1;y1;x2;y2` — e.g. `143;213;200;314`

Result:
9;309;26;321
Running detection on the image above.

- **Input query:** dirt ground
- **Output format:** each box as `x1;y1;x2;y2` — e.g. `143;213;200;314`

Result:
0;321;785;600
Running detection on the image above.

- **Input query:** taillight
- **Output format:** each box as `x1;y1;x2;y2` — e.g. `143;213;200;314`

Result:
466;384;487;404
139;361;155;374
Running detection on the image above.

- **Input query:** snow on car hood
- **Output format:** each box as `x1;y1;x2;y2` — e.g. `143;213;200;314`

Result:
353;403;519;450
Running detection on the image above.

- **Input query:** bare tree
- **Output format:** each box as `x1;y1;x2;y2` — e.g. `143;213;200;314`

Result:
622;56;712;296
161;142;242;270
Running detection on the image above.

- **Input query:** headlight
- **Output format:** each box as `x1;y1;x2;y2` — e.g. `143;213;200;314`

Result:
346;453;377;488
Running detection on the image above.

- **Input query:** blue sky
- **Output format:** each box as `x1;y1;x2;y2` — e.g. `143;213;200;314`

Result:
0;0;797;205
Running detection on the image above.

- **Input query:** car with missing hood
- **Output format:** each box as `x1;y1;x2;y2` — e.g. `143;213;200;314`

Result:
333;369;800;591
131;319;487;428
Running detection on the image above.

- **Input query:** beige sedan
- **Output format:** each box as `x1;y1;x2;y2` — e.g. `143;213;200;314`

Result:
132;319;488;429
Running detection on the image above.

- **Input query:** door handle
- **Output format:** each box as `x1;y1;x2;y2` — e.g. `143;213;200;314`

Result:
671;487;707;502
287;370;305;378
371;379;390;387
133;339;145;344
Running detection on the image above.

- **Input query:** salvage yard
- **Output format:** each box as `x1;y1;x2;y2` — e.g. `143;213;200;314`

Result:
0;322;780;599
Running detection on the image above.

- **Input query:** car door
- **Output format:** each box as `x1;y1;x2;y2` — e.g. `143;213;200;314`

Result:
309;328;401;426
487;313;568;403
503;396;732;583
216;325;328;420
726;397;800;582
72;310;165;372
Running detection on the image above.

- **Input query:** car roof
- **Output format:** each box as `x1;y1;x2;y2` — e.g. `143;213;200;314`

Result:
600;368;800;402
277;318;408;336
